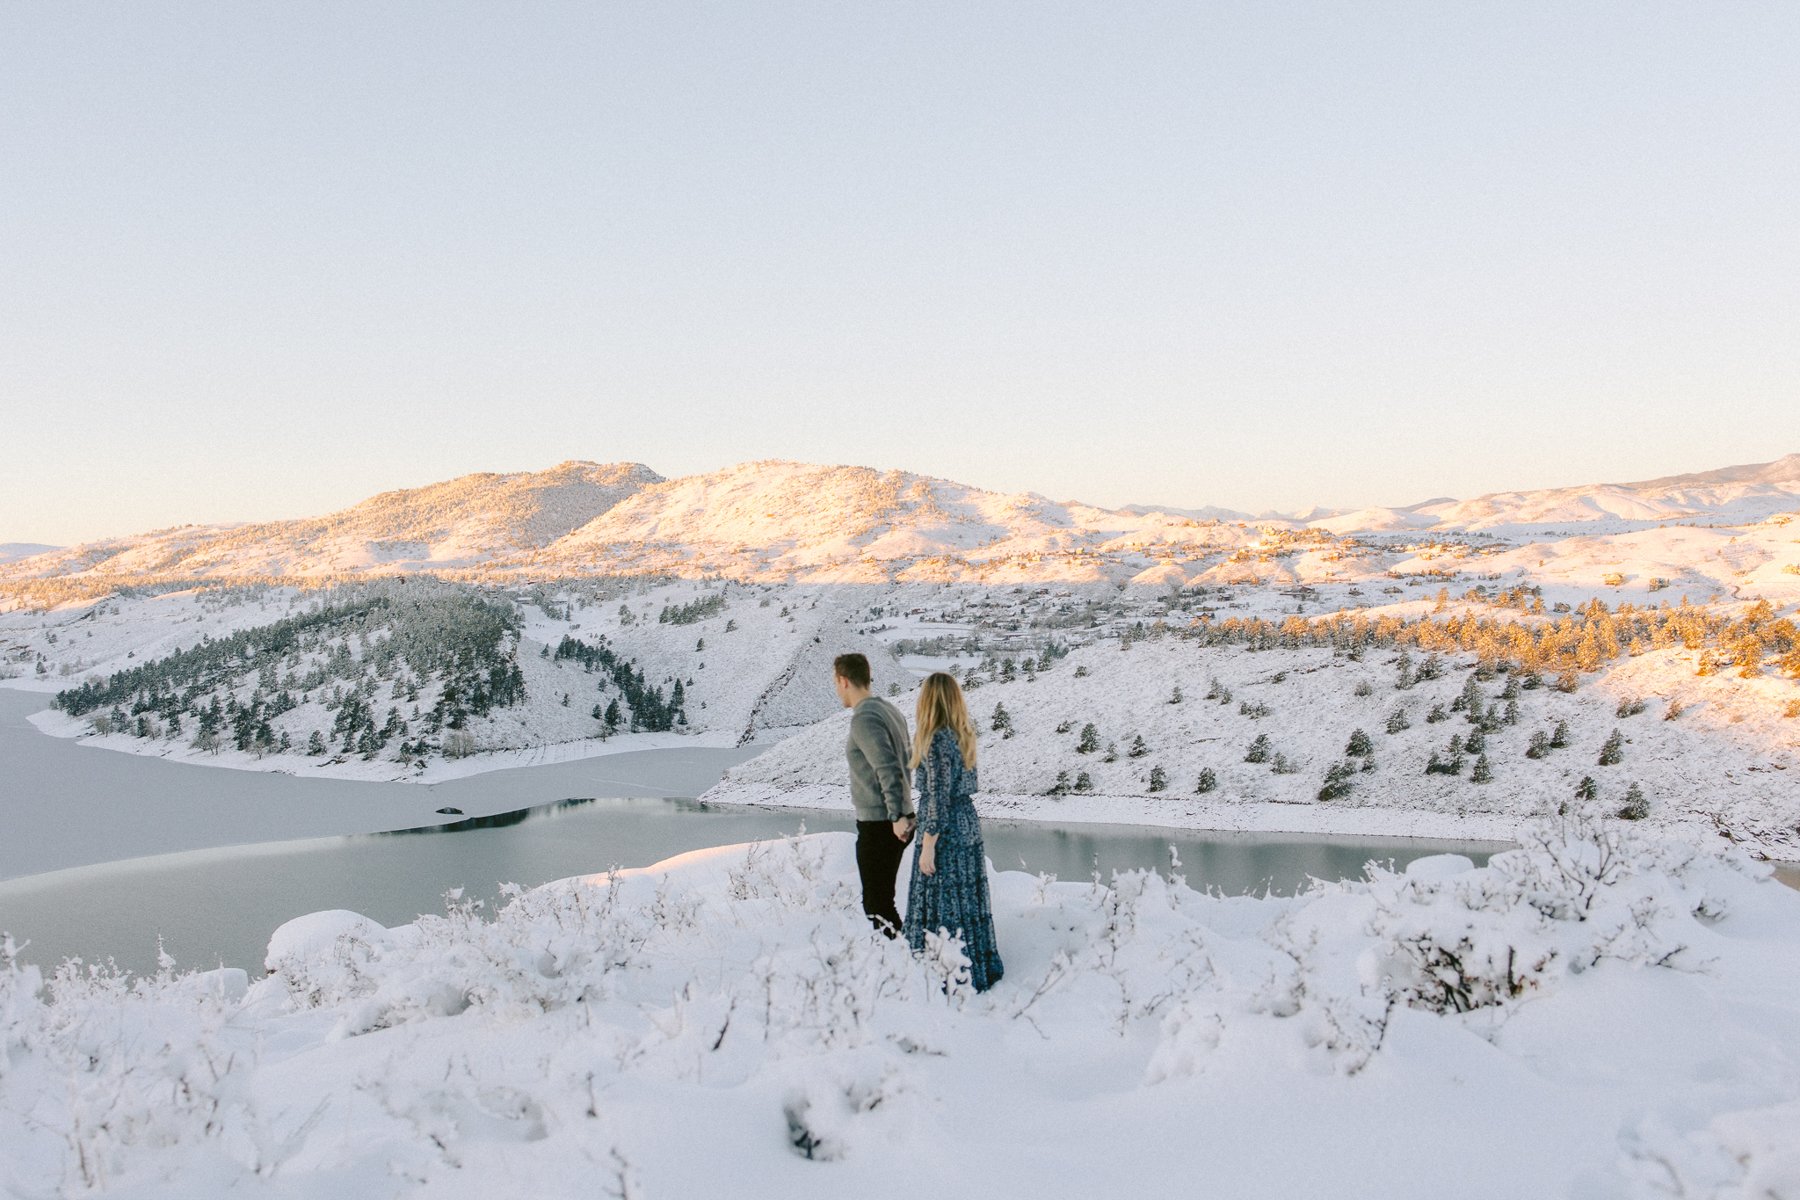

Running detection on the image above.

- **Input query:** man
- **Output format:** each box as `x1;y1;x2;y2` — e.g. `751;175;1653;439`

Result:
834;652;915;936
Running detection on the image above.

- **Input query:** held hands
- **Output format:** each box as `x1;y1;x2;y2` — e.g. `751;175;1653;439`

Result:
892;816;916;842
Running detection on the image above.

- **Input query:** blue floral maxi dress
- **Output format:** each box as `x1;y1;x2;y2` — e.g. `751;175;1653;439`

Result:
903;728;1004;992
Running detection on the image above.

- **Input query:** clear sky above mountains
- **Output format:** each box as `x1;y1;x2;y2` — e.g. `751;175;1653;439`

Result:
4;3;1797;544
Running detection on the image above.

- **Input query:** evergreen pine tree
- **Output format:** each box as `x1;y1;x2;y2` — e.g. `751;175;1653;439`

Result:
1598;729;1625;765
1076;723;1100;753
1318;761;1355;801
1194;768;1217;794
1471;754;1492;783
1245;733;1270;764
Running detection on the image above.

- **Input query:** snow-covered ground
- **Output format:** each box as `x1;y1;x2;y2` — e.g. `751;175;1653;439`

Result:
3;820;1797;1198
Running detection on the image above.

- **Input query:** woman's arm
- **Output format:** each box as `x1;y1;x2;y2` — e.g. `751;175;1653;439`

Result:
919;831;940;875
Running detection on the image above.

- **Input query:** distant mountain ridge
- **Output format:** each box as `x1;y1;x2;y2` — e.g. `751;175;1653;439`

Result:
4;453;1795;588
0;544;60;565
1401;452;1800;533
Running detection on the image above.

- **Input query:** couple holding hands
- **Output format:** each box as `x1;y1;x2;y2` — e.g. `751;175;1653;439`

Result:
834;653;1004;993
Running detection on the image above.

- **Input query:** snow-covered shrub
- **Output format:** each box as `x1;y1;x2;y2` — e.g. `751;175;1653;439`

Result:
1359;810;1743;1023
262;877;671;1035
1238;811;1766;1075
0;934;43;1065
783;1061;917;1163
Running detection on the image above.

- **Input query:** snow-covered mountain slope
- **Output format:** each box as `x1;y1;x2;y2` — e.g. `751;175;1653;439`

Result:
8;461;661;581
1397;453;1800;534
1281;456;1800;535
5;454;1797;591
540;460;1268;582
1305;505;1443;535
0;460;1289;588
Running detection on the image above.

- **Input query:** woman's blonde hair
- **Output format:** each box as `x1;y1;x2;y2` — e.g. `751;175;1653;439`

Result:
911;671;978;770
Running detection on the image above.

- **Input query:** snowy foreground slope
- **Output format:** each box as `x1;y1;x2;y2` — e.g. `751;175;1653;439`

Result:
3;823;1798;1198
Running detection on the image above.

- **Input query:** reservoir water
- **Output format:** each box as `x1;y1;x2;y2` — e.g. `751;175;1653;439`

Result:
36;687;1735;980
0;795;1508;976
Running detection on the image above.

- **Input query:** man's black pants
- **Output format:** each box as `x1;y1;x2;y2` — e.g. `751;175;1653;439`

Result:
855;820;909;936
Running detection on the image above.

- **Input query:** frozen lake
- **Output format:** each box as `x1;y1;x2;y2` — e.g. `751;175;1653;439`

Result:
0;796;1507;975
5;684;1792;979
0;688;761;880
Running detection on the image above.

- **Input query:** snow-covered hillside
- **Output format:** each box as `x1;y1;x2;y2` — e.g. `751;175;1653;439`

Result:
1323;453;1800;535
710;626;1800;858
6;571;1797;853
3;580;901;780
3;825;1797;1198
4;461;659;582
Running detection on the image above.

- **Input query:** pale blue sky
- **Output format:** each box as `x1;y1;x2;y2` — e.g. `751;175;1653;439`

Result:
4;2;1797;543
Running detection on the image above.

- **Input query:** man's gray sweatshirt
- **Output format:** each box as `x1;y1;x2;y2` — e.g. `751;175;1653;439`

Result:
845;696;915;822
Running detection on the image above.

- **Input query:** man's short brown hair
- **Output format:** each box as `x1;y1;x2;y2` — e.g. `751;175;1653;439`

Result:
833;652;871;689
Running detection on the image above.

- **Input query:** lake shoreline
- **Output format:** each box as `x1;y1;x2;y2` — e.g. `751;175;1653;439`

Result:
706;779;1562;851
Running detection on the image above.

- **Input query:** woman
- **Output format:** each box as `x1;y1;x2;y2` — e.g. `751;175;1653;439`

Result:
902;672;1003;992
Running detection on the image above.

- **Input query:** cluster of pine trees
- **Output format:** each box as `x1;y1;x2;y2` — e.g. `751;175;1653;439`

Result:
53;588;526;759
1184;598;1800;682
658;593;727;625
552;635;688;732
